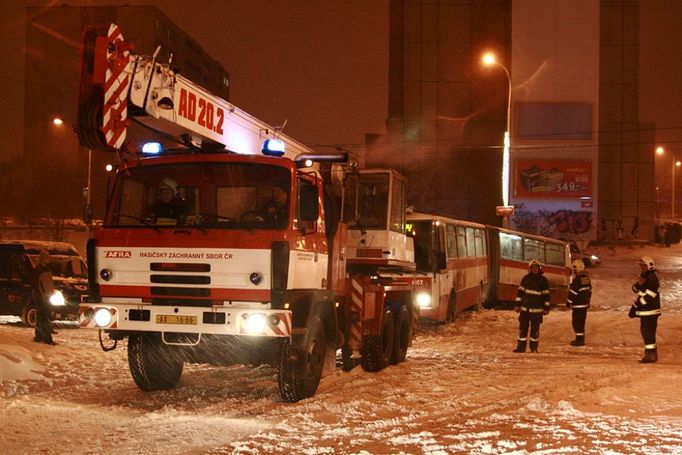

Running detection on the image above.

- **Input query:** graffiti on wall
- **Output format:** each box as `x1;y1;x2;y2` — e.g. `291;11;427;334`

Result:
512;204;593;238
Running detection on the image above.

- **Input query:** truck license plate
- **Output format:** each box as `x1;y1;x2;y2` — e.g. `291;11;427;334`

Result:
156;314;197;325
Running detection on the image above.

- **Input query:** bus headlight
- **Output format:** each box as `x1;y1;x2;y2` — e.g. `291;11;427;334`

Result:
243;313;267;334
49;290;66;306
94;308;113;327
416;292;432;308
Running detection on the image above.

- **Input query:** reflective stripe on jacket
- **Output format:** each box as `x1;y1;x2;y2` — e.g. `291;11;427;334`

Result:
516;272;550;312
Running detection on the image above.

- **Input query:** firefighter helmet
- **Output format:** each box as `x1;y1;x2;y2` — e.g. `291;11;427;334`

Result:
572;259;585;273
158;177;178;197
528;258;541;270
638;256;655;271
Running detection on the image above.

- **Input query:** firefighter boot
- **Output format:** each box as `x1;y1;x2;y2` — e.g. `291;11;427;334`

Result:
513;340;527;353
570;335;585;346
529;341;539;353
639;348;658;364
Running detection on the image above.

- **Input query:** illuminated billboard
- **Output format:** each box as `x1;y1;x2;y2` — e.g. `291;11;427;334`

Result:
515;160;592;199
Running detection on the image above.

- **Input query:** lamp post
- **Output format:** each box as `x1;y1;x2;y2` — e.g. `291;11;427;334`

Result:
53;116;92;234
656;146;681;220
482;52;512;228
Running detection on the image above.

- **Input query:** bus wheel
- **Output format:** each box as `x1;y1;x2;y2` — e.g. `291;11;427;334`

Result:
21;303;37;327
445;293;456;323
391;305;410;364
128;333;184;391
361;306;394;372
278;320;326;402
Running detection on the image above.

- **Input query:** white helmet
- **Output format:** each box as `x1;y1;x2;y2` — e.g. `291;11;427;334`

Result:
528;258;541;270
158;177;178;196
572;259;585;273
638;256;655;271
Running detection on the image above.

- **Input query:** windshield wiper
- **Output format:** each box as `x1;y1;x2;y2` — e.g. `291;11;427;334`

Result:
115;214;162;233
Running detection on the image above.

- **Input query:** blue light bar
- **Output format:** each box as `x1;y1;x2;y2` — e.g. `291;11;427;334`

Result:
262;138;285;157
142;142;163;155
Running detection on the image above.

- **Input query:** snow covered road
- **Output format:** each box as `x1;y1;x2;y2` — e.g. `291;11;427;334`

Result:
3;243;682;454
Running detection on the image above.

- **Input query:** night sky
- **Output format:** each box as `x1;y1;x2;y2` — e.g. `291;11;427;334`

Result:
0;0;388;160
1;0;681;172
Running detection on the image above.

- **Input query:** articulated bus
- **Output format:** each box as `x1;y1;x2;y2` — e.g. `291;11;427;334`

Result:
395;212;571;323
400;212;489;322
485;226;571;307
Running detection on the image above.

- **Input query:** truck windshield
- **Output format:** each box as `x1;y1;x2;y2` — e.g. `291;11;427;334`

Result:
343;173;390;230
108;162;291;229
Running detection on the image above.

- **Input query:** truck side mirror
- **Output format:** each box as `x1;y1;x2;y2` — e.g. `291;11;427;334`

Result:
299;185;319;222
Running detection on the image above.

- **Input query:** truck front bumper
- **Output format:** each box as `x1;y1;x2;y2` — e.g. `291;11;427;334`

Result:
79;303;292;337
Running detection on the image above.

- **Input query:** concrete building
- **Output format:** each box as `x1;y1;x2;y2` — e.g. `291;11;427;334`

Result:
366;0;654;242
6;5;230;220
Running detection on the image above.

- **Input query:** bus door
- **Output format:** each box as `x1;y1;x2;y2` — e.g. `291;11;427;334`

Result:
433;223;450;310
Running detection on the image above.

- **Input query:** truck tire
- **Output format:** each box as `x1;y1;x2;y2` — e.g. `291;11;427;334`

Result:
361;306;394;372
391;305;410;365
341;346;360;371
278;320;327;402
128;333;184;391
21;303;37;327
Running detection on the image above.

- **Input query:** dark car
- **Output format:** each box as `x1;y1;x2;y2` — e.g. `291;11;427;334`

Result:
0;240;89;326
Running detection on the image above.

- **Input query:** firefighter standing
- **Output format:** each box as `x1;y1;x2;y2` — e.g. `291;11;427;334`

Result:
513;259;551;353
567;259;592;346
629;255;661;363
32;249;56;345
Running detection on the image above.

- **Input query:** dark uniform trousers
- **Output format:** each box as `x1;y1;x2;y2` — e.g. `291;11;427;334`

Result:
572;308;587;338
518;312;543;350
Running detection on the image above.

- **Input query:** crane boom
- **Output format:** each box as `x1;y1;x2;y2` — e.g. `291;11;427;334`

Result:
78;23;311;159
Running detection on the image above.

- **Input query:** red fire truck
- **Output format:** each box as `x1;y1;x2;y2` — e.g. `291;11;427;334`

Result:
76;24;416;401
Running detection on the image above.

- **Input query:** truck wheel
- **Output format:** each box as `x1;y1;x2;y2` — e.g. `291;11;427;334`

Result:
278;321;327;402
391;305;410;364
128;334;184;391
341;346;360;371
361;306;394;372
22;303;37;327
445;293;456;323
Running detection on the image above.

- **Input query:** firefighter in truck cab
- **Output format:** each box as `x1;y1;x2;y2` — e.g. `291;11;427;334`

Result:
513;259;551;353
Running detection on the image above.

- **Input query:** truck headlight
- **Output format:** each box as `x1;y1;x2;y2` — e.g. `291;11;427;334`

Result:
416;292;432;308
243;313;267;334
94;308;113;327
49;290;66;306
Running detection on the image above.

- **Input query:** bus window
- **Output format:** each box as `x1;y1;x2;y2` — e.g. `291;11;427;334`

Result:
446;224;457;258
500;232;523;260
465;227;476;257
474;228;485;257
524;238;545;263
408;221;433;272
457;226;467;258
545;242;565;266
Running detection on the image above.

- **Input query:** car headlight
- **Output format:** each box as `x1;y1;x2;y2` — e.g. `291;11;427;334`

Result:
49;290;66;306
416;292;432;308
94;308;113;327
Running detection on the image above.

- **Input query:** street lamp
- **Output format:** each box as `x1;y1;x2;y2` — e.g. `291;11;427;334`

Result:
53;116;93;231
656;146;681;220
482;52;512;228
